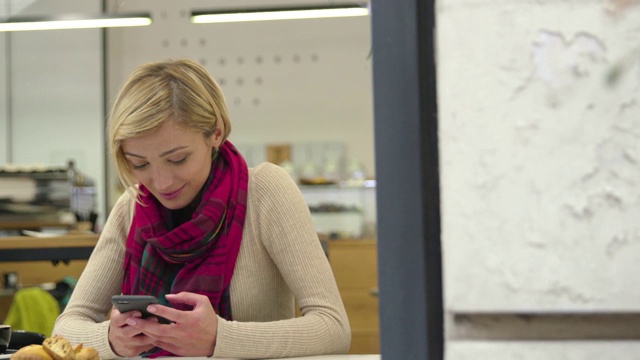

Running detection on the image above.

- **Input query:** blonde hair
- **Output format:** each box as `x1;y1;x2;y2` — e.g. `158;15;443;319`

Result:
108;58;231;192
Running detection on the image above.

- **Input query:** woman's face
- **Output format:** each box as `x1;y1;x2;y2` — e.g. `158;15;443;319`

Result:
121;121;222;210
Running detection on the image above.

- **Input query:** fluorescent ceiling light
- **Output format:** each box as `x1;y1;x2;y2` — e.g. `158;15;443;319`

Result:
191;4;369;24
0;13;152;32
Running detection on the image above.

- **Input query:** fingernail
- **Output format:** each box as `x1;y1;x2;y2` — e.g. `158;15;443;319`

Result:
126;318;137;326
147;305;157;313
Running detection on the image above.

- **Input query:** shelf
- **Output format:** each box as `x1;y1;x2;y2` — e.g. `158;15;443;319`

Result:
299;181;375;190
299;184;376;239
0;233;98;262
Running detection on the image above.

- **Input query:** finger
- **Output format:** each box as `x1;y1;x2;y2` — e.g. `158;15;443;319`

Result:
166;291;211;315
165;292;209;307
113;319;148;339
135;320;177;338
110;308;126;326
125;315;160;328
125;316;177;338
124;333;154;347
111;308;142;327
146;304;179;324
110;329;153;357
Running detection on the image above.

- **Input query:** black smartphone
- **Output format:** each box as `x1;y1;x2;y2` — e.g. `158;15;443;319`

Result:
111;295;172;324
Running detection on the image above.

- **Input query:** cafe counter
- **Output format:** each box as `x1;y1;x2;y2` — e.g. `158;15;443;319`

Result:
0;233;98;262
0;233;98;320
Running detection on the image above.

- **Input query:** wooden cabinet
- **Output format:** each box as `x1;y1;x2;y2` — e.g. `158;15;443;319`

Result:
0;234;97;320
0;261;88;320
328;239;379;354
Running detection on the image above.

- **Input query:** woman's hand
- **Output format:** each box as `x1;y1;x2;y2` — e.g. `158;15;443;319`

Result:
124;292;219;357
108;307;156;357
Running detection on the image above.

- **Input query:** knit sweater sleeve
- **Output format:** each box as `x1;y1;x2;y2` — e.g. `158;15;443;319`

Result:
213;163;351;358
52;191;134;359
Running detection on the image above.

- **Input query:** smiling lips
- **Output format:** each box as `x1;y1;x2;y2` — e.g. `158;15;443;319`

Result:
160;185;185;200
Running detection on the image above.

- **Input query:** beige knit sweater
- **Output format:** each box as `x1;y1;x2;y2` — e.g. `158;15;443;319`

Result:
53;162;351;359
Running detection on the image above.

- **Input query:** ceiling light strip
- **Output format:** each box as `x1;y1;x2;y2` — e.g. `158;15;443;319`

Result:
191;6;369;24
0;15;152;32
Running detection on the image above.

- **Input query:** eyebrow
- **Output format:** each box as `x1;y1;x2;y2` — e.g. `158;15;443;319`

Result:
124;146;189;159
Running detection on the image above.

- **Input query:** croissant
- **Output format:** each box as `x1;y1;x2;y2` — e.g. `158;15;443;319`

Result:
11;335;99;360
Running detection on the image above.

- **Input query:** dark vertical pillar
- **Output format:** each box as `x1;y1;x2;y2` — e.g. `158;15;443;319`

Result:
371;0;443;358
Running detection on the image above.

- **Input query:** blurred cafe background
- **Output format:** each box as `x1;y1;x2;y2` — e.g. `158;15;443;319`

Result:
0;0;380;354
3;0;640;359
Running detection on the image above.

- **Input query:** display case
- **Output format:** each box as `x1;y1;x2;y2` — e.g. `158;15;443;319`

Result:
0;161;96;233
298;181;376;239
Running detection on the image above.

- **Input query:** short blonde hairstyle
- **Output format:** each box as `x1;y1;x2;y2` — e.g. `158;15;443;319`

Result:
108;58;231;192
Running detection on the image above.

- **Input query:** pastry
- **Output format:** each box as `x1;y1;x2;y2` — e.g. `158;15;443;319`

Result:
42;336;74;360
74;346;99;360
11;344;53;360
12;336;99;360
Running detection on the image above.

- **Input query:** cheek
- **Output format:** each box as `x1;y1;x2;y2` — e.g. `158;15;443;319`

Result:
192;164;210;183
130;168;156;186
191;159;212;183
133;173;151;187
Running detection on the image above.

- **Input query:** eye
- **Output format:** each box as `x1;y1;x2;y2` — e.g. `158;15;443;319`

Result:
131;162;149;170
169;156;188;165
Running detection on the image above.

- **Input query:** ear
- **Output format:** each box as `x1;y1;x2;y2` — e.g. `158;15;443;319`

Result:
207;127;224;148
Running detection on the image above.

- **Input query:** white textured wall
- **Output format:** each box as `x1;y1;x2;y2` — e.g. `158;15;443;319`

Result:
439;0;640;357
437;0;640;360
440;0;640;313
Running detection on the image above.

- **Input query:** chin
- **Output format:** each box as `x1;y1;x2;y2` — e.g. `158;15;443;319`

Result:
151;194;183;209
161;199;189;210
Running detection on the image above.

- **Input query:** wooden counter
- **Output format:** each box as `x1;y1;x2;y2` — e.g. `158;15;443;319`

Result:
0;233;98;262
0;220;72;231
0;233;98;319
328;239;379;354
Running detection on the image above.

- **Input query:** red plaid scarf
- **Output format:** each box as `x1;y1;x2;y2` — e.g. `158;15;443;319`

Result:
122;141;248;322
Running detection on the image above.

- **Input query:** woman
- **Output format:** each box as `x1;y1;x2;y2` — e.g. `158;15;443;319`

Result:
53;59;351;359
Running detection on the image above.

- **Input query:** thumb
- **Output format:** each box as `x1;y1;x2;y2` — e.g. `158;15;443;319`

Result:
165;292;210;308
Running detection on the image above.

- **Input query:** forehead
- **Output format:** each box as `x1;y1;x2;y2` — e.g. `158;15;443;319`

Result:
122;122;204;155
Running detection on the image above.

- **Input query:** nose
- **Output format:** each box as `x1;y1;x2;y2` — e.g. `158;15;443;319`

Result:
151;166;173;192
